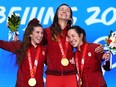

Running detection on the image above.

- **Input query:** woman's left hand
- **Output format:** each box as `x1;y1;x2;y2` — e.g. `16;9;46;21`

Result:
95;44;104;53
102;51;110;61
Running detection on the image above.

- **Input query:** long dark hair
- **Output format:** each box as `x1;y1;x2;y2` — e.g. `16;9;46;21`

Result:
50;4;73;41
16;18;42;66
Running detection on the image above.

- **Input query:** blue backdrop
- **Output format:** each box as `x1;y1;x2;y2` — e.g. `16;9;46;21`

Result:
0;0;116;87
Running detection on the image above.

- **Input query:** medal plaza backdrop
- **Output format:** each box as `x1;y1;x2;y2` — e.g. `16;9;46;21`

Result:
0;0;116;87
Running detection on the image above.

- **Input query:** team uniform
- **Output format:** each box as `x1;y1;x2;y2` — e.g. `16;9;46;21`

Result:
44;26;78;87
75;43;107;87
0;40;46;87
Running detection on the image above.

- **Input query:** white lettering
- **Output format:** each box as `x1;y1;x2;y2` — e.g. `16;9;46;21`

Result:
101;7;116;25
0;6;78;26
21;7;30;24
0;6;6;23
29;7;38;21
71;7;78;24
43;7;54;25
8;7;21;17
85;7;116;25
37;7;45;23
85;7;101;25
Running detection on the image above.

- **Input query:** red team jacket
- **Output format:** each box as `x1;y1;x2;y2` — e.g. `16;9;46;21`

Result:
0;40;46;87
44;27;76;76
76;43;107;87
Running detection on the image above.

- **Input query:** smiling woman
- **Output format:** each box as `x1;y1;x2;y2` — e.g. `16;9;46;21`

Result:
67;25;109;87
0;0;116;87
0;18;46;87
44;4;78;87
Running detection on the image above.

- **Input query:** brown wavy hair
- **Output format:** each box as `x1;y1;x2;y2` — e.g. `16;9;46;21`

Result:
16;18;42;66
50;4;73;41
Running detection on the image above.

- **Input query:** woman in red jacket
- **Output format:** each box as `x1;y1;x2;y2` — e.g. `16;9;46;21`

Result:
44;4;78;87
44;4;109;87
0;18;46;87
67;25;109;87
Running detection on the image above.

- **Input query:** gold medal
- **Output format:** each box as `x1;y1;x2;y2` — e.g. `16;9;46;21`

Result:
28;78;36;86
61;58;69;66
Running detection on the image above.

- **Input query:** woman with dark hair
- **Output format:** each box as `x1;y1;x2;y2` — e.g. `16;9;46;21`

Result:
44;4;78;87
0;18;46;87
44;4;109;87
67;25;109;87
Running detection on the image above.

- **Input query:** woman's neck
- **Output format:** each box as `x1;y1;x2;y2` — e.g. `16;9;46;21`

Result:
77;41;83;51
58;20;67;30
31;41;38;48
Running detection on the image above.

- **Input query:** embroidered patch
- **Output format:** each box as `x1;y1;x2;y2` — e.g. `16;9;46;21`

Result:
42;51;45;55
88;52;91;57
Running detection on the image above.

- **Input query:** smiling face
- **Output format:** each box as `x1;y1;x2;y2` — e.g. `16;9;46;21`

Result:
30;26;43;47
67;29;83;48
57;5;71;21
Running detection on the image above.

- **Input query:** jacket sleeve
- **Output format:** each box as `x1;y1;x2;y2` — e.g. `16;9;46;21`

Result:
0;40;21;53
94;44;111;71
102;61;111;71
95;44;104;61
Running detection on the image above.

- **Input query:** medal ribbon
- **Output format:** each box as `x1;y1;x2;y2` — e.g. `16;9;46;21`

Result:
75;43;88;85
57;35;69;58
27;46;41;78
